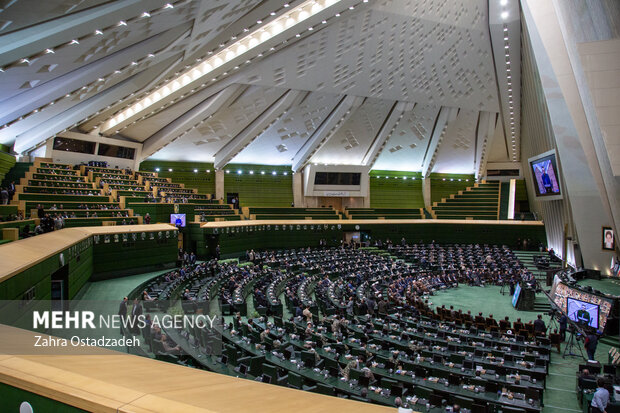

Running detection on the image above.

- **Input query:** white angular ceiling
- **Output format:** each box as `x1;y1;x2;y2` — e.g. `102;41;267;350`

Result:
0;0;522;176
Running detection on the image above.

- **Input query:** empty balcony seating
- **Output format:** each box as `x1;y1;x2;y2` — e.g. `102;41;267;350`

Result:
246;207;340;220
430;181;500;220
344;208;424;219
196;203;241;222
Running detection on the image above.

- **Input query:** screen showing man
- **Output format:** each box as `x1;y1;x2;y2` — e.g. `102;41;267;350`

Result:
567;297;599;329
170;213;186;228
531;156;560;196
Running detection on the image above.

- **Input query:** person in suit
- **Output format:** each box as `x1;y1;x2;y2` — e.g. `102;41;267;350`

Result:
585;330;599;361
130;298;143;334
118;297;128;335
0;188;8;205
577;305;592;326
559;313;568;341
533;314;546;334
8;181;15;201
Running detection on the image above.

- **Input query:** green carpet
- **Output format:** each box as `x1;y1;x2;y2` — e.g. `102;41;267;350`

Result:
578;278;620;296
430;284;548;325
73;269;170;301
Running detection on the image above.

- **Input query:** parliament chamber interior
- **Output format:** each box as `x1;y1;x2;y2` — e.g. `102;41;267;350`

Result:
0;1;619;412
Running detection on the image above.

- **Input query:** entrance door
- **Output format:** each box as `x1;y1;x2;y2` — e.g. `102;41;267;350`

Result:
51;265;69;311
344;231;360;247
227;192;239;209
319;197;342;210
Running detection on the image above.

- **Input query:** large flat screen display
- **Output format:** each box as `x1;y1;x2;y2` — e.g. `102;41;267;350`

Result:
512;283;521;308
529;150;561;198
567;297;599;329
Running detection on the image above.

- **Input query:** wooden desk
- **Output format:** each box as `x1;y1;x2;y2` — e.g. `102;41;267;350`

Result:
200;218;545;229
0;324;394;413
0;224;177;284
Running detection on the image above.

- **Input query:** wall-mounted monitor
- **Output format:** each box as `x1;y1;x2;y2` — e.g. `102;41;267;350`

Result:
170;213;186;228
512;283;521;308
528;149;562;200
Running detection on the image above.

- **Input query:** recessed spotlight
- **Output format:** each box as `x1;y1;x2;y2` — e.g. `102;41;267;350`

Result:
501;11;509;19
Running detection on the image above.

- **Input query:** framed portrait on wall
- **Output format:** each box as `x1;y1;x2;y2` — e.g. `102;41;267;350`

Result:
603;227;615;251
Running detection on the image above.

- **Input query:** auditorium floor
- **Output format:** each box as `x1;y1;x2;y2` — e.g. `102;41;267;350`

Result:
430;284;549;325
76;273;618;413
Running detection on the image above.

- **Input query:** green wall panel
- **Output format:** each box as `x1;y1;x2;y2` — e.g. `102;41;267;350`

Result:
92;233;177;275
0;383;88;413
429;173;475;203
0;151;16;187
198;222;547;258
499;182;510;220
369;170;423;208
127;203;175;224
139;160;215;195
224;164;292;207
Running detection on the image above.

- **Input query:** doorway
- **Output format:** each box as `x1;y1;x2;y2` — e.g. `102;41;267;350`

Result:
227;192;239;209
51;265;69;311
319;197;342;210
344;231;361;247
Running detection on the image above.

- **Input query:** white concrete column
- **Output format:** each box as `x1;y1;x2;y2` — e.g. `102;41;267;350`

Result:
215;170;225;201
422;178;432;207
293;171;304;207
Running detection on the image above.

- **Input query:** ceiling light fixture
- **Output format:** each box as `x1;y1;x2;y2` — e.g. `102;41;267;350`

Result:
103;0;347;131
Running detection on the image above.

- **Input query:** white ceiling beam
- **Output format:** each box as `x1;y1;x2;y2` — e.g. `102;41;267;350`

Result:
214;89;306;170
291;95;365;172
421;106;458;178
12;58;175;154
0;24;190;132
474;111;498;179
0;0;174;67
141;84;246;160
363;101;413;167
